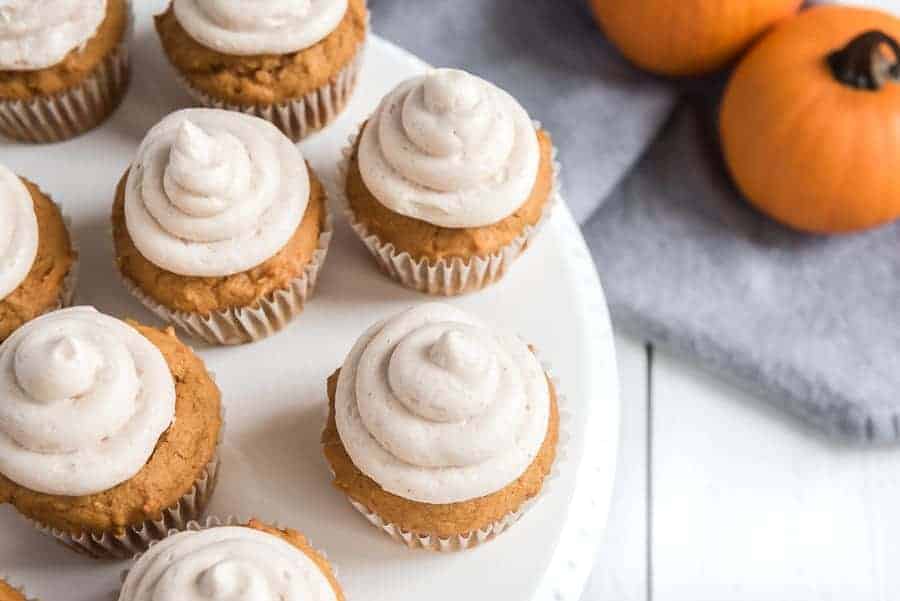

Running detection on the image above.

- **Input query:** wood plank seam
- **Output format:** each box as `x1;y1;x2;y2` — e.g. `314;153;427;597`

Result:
646;343;654;601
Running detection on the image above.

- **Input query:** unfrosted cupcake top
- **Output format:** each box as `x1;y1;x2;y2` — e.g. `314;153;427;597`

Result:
172;0;347;56
357;68;541;229
0;307;175;496
125;108;308;277
0;0;107;70
0;165;37;300
119;526;338;601
335;303;550;504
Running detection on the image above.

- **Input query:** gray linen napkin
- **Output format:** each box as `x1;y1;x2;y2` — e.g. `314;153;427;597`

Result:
586;101;900;443
369;0;677;222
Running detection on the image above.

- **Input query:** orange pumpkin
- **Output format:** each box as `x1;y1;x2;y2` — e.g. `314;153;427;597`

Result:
720;6;900;234
590;0;802;76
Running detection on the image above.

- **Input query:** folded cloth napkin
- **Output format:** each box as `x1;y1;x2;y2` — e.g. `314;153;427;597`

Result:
586;101;900;443
369;0;677;222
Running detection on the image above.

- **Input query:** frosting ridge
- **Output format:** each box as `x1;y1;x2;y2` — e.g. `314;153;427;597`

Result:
335;303;550;504
0;0;107;70
125;109;308;277
172;0;348;56
358;69;541;228
118;526;338;601
0;307;175;496
0;165;38;300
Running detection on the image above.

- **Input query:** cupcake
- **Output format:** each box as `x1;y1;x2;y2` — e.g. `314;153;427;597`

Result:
112;108;332;345
322;303;560;550
341;68;559;295
155;0;368;142
0;164;77;343
0;307;222;559
0;579;31;601
118;518;345;601
0;0;131;143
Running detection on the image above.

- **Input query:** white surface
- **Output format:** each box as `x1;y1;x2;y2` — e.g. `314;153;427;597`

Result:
0;3;620;601
582;336;900;601
651;349;900;601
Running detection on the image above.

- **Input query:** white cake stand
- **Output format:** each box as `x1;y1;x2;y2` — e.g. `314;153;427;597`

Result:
0;4;620;600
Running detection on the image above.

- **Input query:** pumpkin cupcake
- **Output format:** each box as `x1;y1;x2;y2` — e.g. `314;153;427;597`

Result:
0;0;131;143
0;164;77;343
341;68;559;295
322;303;561;551
118;518;345;601
112;108;332;345
0;307;222;559
0;579;31;601
155;0;367;141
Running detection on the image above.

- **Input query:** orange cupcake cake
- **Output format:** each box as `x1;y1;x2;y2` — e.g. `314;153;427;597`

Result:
0;0;131;142
342;68;558;295
156;0;367;141
112;108;332;345
0;307;222;559
0;165;77;343
323;303;560;550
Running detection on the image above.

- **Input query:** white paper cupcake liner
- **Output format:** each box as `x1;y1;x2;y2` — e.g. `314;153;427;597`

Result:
176;46;364;142
340;356;570;552
29;397;225;560
119;209;333;346
0;2;132;143
337;121;562;296
31;453;219;560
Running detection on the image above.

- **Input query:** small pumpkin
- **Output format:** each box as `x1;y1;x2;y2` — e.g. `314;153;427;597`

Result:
720;6;900;234
589;0;802;76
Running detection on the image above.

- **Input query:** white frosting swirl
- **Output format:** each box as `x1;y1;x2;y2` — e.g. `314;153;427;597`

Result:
0;0;106;70
335;303;551;504
125;109;308;277
0;165;37;300
358;69;541;229
0;307;175;496
172;0;348;56
118;526;338;601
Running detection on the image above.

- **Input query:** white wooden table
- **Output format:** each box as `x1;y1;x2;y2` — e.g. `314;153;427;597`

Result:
582;333;900;601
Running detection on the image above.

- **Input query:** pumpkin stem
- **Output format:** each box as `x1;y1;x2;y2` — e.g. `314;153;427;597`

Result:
827;30;900;91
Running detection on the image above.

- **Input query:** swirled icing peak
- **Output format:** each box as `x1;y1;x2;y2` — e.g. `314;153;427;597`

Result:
0;165;38;300
0;307;175;496
335;303;551;504
125;109;308;277
118;526;338;601
173;0;348;56
0;0;106;70
358;69;541;229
